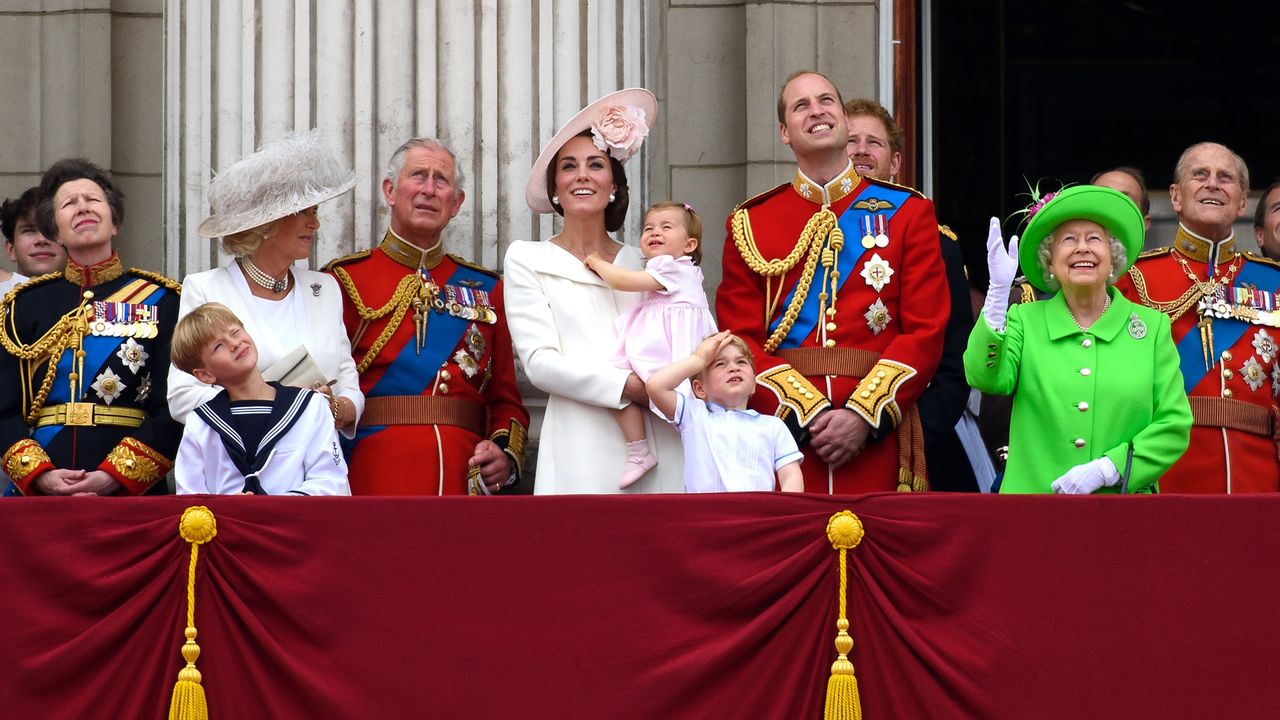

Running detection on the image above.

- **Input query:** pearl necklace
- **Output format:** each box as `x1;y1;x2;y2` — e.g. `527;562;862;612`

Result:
1068;295;1110;332
239;257;290;293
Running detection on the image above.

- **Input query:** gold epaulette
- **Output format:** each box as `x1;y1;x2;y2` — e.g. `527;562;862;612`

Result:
1014;280;1038;305
128;269;182;294
1;271;59;306
1241;251;1280;271
448;254;500;279
321;248;372;272
864;175;925;200
938;224;957;241
1136;246;1171;260
733;182;790;212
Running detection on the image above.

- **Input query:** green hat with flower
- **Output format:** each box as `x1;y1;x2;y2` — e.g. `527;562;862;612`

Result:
1018;184;1145;292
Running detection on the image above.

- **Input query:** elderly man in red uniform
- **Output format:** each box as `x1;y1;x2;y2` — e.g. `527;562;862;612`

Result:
716;71;948;494
325;138;528;495
1115;141;1280;493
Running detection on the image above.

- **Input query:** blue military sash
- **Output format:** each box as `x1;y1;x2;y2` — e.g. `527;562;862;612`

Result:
768;184;912;348
1175;261;1280;392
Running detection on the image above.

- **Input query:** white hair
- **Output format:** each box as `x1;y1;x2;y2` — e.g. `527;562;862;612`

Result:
384;138;465;198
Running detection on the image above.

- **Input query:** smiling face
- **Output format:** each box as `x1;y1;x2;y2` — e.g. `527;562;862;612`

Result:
1170;143;1249;240
6;210;64;275
384;145;464;244
259;206;319;264
778;73;848;163
845;114;901;181
1256;185;1280;260
552;134;616;218
692;340;756;409
640;207;697;260
52;178;118;262
191;323;259;387
1048;219;1113;292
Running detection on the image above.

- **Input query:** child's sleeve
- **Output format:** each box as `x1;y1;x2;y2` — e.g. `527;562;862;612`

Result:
771;417;804;471
174;413;215;494
287;395;351;496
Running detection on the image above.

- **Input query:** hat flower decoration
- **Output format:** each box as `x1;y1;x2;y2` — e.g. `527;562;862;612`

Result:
591;104;649;162
1011;178;1074;224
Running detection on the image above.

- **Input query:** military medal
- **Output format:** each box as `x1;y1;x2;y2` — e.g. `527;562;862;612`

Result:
91;368;126;405
860;215;876;249
1242;356;1266;392
136;373;152;403
873;215;889;248
454;348;479;378
1253;328;1277;363
864;299;891;335
1127;314;1147;340
466;323;486;358
860;253;894;293
116;337;149;373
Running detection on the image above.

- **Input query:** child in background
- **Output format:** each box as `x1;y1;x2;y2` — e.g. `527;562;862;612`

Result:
171;302;350;496
646;330;803;493
585;201;717;489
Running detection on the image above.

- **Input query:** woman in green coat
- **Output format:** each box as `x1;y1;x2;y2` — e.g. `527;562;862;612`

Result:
964;185;1192;493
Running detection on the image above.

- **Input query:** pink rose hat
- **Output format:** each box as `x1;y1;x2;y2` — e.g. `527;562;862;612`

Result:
525;88;658;214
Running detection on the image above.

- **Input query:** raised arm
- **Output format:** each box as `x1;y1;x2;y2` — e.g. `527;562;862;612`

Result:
584;252;663;292
646;330;733;419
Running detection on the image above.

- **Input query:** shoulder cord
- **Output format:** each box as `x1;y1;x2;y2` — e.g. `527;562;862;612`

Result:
0;299;91;423
1125;264;1212;325
329;267;420;373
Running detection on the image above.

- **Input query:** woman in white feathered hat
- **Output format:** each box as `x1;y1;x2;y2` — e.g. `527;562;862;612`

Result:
167;130;364;436
503;88;685;494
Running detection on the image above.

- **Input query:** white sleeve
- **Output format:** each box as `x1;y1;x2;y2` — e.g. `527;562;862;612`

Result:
772;418;804;470
287;395;351;496
174;413;216;494
503;243;631;408
167;275;219;424
315;273;364;439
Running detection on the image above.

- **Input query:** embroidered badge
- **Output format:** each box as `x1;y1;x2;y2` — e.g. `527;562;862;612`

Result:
839;177;853;194
798;182;813;199
853;198;896;212
864;299;892;335
116;337;149;374
91;368;126;405
1242;356;1266;392
136;373;152;403
454;349;479;378
1127;314;1147;340
1253;328;1277;363
859;253;894;292
466;323;486;359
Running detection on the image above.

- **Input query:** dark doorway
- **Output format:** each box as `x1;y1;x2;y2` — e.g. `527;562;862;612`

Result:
932;0;1280;287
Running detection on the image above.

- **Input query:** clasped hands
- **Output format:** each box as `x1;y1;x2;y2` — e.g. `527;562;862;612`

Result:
810;408;871;469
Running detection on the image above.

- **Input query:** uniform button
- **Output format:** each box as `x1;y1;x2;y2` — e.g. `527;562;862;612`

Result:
1222;369;1234;380
439;383;450;394
1080;368;1091;376
786;375;796;383
1074;438;1086;448
1082;338;1092;348
1223;388;1233;398
1222;350;1233;361
824;339;836;347
1077;402;1088;412
825;322;837;332
876;370;887;378
987;343;997;350
440;370;453;381
986;361;995;367
861;391;871;398
987;352;996;359
804;391;815;399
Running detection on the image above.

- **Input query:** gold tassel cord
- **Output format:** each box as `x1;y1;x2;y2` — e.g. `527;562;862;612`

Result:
169;506;217;720
824;511;865;720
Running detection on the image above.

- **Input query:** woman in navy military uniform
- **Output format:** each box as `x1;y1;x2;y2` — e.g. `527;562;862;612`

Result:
0;159;182;495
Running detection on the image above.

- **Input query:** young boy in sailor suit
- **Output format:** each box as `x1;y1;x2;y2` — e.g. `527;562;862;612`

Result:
171;302;349;495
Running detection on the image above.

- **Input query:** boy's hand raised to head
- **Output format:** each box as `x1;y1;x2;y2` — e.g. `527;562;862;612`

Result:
692;330;733;367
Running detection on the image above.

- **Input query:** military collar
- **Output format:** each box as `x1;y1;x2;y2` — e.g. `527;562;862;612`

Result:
379;228;444;270
64;252;124;287
790;161;861;206
1172;223;1236;265
1045;286;1130;342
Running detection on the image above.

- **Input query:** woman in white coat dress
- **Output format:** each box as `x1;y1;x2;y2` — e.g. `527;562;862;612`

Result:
505;89;684;494
168;131;364;436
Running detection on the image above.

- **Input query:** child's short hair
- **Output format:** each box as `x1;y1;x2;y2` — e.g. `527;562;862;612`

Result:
171;302;245;374
645;200;703;265
694;333;754;380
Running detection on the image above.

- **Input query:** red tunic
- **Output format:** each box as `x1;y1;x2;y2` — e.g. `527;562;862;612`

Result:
325;231;529;495
716;163;948;493
1115;225;1280;493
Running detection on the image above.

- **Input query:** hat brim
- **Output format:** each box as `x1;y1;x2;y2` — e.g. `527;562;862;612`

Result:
1018;185;1145;292
524;88;658;215
196;177;357;239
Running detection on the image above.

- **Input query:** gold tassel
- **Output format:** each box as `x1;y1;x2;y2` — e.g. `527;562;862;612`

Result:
168;506;217;720
825;511;865;720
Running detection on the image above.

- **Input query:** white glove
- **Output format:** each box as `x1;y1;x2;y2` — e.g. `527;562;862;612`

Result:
1050;457;1120;495
982;217;1019;332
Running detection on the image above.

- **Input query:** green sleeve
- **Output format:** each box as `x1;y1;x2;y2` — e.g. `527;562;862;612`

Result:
963;308;1023;396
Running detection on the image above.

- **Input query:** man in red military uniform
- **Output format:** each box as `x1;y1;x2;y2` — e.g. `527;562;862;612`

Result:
716;71;948;494
324;138;528;495
1115;141;1280;492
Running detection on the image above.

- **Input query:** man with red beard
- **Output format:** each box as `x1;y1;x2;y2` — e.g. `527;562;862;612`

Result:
1115;142;1280;492
716;71;948;494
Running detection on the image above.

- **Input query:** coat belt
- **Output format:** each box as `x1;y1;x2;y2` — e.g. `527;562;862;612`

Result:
35;403;146;429
1189;396;1276;437
776;347;880;377
361;396;486;435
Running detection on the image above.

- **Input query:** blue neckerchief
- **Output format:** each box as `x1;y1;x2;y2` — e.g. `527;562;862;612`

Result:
1176;260;1280;392
194;383;311;494
768;184;911;348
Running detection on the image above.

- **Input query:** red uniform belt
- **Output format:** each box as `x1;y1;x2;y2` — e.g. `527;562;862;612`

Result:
361;396;486;435
777;347;879;377
1189;396;1277;438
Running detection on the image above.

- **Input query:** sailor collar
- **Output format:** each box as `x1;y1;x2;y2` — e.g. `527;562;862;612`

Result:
379;228;445;270
1173;223;1236;265
64;252;124;287
791;161;861;206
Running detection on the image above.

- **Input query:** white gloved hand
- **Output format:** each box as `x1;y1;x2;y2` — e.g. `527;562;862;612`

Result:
1050;457;1121;495
982;217;1019;332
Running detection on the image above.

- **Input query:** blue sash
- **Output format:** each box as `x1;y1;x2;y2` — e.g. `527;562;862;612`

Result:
768;185;911;348
1176;261;1280;392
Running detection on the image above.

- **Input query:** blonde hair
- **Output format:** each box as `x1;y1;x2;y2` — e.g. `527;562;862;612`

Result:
693;333;754;382
221;220;279;257
171;302;246;374
644;201;703;265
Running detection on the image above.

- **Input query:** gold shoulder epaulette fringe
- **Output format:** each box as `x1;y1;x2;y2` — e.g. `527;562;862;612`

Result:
938;224;957;241
865;175;925;199
733;182;790;211
447;254;500;278
1136;246;1171;259
1241;251;1280;271
128;269;182;293
322;249;373;272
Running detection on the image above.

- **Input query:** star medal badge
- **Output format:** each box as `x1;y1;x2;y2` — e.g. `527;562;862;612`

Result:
1242;356;1266;392
1253;328;1276;363
116;337;149;374
864;299;892;335
860;253;894;293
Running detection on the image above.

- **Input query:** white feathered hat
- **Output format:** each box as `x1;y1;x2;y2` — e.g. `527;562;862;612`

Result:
197;130;358;238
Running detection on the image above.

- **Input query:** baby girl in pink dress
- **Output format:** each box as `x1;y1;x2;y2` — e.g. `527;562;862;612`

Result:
584;201;718;488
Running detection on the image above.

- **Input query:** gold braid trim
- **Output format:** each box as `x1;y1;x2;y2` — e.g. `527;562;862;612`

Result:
0;295;92;423
1126;264;1203;324
732;207;836;353
127;268;183;294
329;266;420;373
3;439;51;485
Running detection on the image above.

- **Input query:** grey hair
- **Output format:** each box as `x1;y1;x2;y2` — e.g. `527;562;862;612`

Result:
1173;141;1250;196
384;137;465;198
1036;232;1128;292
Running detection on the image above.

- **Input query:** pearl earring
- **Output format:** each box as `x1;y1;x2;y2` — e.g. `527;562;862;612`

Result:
609;193;616;203
551;196;560;205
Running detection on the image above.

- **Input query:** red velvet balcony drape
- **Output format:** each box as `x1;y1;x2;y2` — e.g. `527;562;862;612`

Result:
2;494;1279;719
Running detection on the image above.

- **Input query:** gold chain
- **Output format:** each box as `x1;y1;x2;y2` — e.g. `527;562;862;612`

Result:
1127;252;1240;324
330;267;420;373
732;206;838;354
0;296;92;423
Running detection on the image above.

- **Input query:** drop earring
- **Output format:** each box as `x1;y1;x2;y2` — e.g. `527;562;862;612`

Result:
609;193;616;203
551;196;560;205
